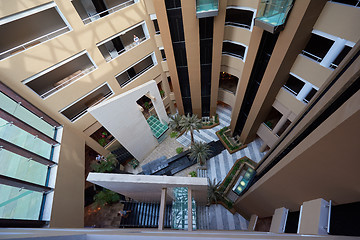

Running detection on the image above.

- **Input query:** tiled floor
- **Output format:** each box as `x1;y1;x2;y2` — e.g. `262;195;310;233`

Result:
177;105;267;231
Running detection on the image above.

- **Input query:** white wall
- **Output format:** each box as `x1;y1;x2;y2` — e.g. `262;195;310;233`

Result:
88;80;169;161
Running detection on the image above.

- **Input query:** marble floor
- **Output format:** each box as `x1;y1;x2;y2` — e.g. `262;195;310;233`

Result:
177;104;267;230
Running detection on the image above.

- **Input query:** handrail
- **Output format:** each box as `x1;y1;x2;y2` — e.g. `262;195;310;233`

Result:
283;85;299;96
222;51;244;60
120;63;154;87
105;36;147;62
225;22;251;30
219;87;236;95
40;66;96;99
0;26;70;60
82;0;135;24
69;92;112;122
301;50;323;62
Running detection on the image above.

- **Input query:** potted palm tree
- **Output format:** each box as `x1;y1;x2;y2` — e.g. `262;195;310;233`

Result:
189;141;211;166
169;114;183;132
180;114;202;145
207;178;221;206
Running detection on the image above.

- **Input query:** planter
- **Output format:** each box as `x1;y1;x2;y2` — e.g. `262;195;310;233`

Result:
200;121;220;129
216;130;247;154
200;114;220;129
218;157;249;194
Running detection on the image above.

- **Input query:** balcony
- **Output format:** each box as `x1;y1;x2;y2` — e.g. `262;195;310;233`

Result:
222;41;246;60
97;22;149;62
255;0;293;33
219;72;238;95
115;53;157;87
60;83;113;122
72;0;136;25
196;0;219;18
23;51;96;99
0;3;71;60
225;8;254;30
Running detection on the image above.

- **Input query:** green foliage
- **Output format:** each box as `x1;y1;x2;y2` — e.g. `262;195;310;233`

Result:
144;101;151;110
160;90;165;98
170;131;179;138
180;114;202;145
189;171;197;177
207;178;221;205
189;142;211;166
176;147;184;154
169;114;183;132
90;154;118;173
93;189;120;207
98;138;107;147
215;114;219;123
226;200;233;209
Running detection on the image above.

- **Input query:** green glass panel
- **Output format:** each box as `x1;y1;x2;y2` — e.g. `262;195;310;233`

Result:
0;184;43;220
0;92;55;138
0;118;52;159
257;0;293;27
0;149;48;185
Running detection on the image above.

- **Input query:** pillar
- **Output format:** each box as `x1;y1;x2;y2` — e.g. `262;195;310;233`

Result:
158;188;167;230
187;187;193;231
320;37;347;68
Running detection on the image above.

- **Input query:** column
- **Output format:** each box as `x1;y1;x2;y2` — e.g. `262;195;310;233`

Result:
272;112;291;135
320;37;347;68
158;188;167;230
187;187;193;231
296;82;313;102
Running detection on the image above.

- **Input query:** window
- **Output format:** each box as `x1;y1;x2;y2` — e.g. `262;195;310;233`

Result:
71;0;137;24
304;88;317;103
97;22;149;62
60;83;113;122
302;34;334;62
90;126;114;147
152;19;160;34
222;41;246;59
0;2;71;60
225;8;254;29
0;82;61;226
263;107;282;130
284;74;305;96
330;0;360;7
115;53;157;87
330;45;352;69
160;49;166;61
23;51;96;99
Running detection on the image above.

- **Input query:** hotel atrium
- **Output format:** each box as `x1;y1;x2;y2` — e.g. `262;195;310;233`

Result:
0;0;359;239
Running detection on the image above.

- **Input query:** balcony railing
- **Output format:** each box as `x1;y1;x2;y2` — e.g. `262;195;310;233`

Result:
120;63;154;87
0;26;70;60
301;50;323;63
283;85;298;96
225;22;251;30
105;36;147;62
222;51;244;60
40;66;96;99
82;0;135;24
70;92;113;122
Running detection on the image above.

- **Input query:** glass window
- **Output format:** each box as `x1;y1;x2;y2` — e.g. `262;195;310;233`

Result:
0;92;56;138
0;150;48;186
0;184;43;220
0;118;53;159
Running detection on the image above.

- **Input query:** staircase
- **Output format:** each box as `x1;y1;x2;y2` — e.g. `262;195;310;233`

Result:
197;168;207;178
112;146;134;165
119;201;172;228
196;205;210;229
